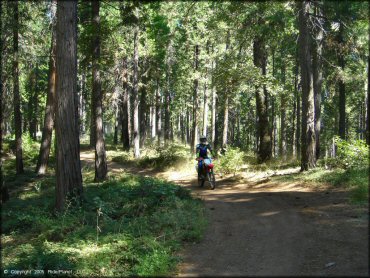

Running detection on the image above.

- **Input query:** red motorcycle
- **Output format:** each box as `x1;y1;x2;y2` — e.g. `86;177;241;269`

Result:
196;157;216;190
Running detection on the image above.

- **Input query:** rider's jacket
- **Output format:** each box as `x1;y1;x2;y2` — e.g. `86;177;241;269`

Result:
196;143;212;158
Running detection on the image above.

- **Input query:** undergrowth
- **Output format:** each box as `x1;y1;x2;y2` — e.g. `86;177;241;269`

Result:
110;142;193;171
274;167;368;204
1;172;207;276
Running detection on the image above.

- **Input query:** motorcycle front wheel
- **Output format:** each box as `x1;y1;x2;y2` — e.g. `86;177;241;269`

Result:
207;171;216;190
198;177;205;187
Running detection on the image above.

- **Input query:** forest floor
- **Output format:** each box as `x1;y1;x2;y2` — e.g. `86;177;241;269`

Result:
80;150;369;277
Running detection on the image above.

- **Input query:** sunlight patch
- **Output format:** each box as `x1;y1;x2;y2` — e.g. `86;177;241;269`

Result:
259;211;280;217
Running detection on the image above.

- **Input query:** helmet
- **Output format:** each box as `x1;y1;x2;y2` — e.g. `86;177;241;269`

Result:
200;136;207;143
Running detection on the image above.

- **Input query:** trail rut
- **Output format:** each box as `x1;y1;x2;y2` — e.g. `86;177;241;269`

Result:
80;151;369;276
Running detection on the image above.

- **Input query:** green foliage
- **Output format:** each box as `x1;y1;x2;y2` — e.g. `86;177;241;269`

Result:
21;133;40;164
137;144;186;170
216;147;244;175
324;137;369;169
110;143;192;171
6;133;40;166
274;167;368;204
1;173;207;276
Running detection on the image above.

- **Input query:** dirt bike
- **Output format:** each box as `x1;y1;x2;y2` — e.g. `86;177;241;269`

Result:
196;157;216;190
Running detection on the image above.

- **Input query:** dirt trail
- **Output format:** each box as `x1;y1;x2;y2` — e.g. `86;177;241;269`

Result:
80;152;369;276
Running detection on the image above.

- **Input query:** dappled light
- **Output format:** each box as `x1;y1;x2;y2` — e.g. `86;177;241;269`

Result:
1;0;368;276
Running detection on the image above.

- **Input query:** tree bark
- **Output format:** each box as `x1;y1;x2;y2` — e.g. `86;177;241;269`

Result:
164;40;173;145
121;57;130;150
156;79;162;146
298;1;316;171
139;56;148;147
338;22;346;140
180;112;185;143
367;54;370;145
151;102;156;139
279;64;287;160
203;75;209;138
253;37;271;163
29;64;39;140
113;107;118;145
191;44;199;153
312;4;323;159
211;45;216;148
133;10;140;158
12;0;23;174
211;88;216;148
292;64;298;158
222;94;229;147
164;88;171;144
91;0;107;181
186;103;190;144
55;0;83;211
36;0;57;175
0;0;9;203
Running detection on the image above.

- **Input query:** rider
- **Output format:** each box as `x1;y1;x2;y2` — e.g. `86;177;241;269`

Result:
196;136;215;178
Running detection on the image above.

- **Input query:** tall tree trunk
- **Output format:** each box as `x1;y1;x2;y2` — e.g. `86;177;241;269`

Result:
0;0;2;187
0;0;9;203
338;23;346;140
79;72;86;135
151;102;156;139
292;65;298;158
164;88;170;144
36;0;57;175
253;37;271;163
164;40;173;145
367;54;370;145
186;103;190;144
180;112;185;143
89;74;96;147
271;49;276;157
270;96;276;157
13;0;23;174
114;63;121;146
312;4;323;159
139;56;148;147
191;44;199;153
91;0;107;181
211;46;216;148
298;1;316;171
164;74;170;145
133;11;140;158
121;57;130;150
279;64;287;160
222;94;229;147
203;75;209;138
211;88;216;148
156;79;162;145
113;107;118;145
30;64;39;140
296;84;301;159
55;0;83;211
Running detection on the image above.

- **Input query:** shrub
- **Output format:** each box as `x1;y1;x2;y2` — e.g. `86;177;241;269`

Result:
1;173;207;276
216;147;244;175
325;137;369;169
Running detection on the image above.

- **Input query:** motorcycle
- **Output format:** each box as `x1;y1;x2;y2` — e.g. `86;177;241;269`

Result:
196;157;216;190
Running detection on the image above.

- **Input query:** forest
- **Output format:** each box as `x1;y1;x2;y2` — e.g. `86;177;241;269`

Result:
1;1;369;276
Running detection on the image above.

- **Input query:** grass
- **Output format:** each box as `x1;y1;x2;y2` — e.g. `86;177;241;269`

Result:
109;142;194;172
273;166;369;204
2;155;207;276
3;136;367;276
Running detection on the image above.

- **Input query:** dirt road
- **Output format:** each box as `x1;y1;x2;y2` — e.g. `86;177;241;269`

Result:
159;169;368;276
80;152;369;276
